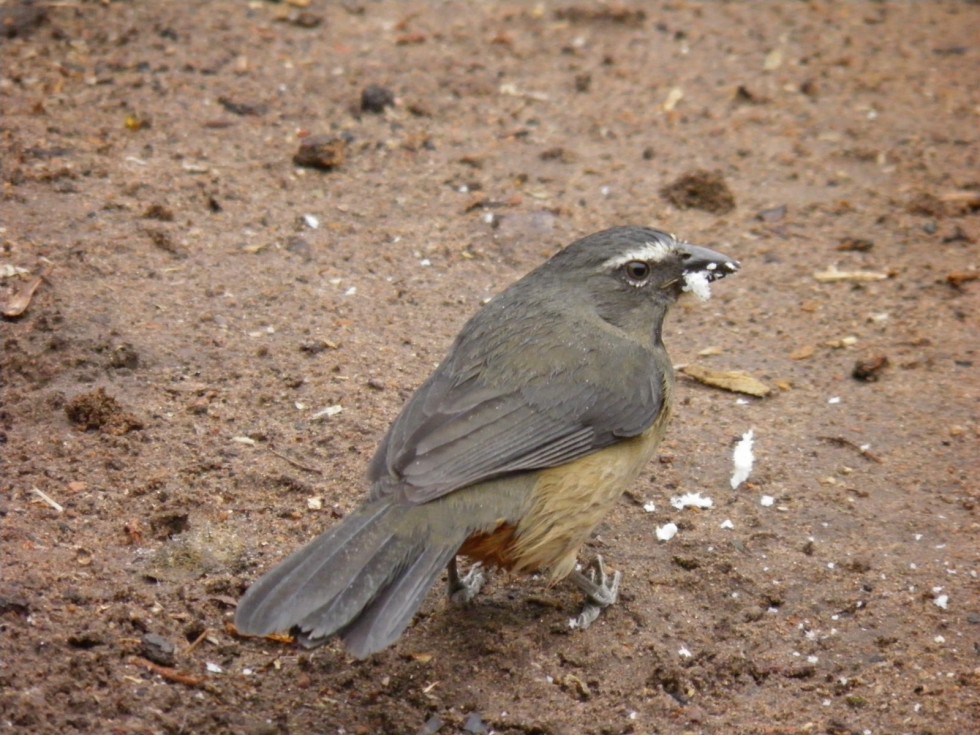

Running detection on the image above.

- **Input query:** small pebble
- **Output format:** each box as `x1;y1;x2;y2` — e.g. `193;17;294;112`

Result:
361;84;395;113
293;135;347;170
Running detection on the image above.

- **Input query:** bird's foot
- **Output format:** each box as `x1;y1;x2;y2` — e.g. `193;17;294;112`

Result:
447;559;486;606
568;555;622;629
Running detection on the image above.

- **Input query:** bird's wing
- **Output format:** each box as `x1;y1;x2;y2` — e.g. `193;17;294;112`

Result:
368;332;666;505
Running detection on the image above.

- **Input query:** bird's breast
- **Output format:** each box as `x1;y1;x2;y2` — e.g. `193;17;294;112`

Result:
458;409;672;580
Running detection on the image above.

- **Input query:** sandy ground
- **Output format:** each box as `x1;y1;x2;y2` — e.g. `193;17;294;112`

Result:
1;1;978;733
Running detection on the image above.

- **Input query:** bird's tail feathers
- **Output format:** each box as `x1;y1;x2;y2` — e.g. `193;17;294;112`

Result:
337;543;459;657
235;500;461;658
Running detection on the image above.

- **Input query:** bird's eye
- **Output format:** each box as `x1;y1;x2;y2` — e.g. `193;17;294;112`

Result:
623;260;651;283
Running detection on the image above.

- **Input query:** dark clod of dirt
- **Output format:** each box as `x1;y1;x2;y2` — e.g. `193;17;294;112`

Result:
942;225;973;245
837;237;874;252
217;96;268;117
284;11;323;29
284;235;313;261
144;227;187;259
299;339;336;355
143;203;175;222
906;191;946;218
293;135;347;170
800;78;819;98
141;634;177;667
361;84;396;114
0;593;30;617
151;512;190;540
107;342;140;370
539;146;576;163
67;630;105;649
852;355;889;382
65;388;144;434
0;0;47;39
660;169;736;214
734;84;767;104
672;555;701;570
555;5;647;26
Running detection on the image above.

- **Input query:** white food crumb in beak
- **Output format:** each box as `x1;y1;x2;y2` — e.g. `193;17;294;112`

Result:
730;429;755;489
682;270;713;301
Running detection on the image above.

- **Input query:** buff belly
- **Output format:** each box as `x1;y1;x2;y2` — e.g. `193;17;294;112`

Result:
458;412;670;581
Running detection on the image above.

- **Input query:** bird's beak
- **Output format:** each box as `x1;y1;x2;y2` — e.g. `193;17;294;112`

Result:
676;242;740;284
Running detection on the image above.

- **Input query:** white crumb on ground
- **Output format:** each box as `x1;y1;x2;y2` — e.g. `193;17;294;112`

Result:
760;495;775;507
720;519;735;529
682;270;713;301
730;429;755;489
670;492;713;510
656;522;678;542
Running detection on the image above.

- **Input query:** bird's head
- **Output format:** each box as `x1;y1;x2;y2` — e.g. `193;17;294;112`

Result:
538;226;740;338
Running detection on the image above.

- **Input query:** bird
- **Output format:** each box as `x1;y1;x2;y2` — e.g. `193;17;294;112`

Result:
235;225;739;658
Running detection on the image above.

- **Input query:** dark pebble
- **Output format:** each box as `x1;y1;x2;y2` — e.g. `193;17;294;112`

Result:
141;633;177;667
361;84;395;114
293;135;347;170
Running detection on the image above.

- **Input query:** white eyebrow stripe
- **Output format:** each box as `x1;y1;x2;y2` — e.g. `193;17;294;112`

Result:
603;238;677;269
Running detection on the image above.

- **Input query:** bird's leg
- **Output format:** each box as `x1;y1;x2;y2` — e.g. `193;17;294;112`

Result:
568;555;622;629
446;556;486;605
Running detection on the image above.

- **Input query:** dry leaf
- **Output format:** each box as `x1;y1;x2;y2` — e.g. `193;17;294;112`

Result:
947;271;979;287
680;364;771;397
940;190;980;213
2;269;46;317
813;266;888;283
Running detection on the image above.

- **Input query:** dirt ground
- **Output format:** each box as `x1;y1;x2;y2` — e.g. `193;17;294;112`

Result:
1;1;977;733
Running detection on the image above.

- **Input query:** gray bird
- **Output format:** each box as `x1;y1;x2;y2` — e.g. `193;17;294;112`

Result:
235;226;739;657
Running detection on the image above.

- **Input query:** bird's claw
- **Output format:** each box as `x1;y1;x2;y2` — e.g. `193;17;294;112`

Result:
568;555;622;629
448;561;485;605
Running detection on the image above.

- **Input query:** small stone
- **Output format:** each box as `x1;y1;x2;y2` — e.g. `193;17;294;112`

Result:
141;634;177;667
852;355;889;382
107;342;139;370
416;716;443;735
361;84;395;114
293;135;347;170
285;236;313;262
660;169;736;214
463;712;488;734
